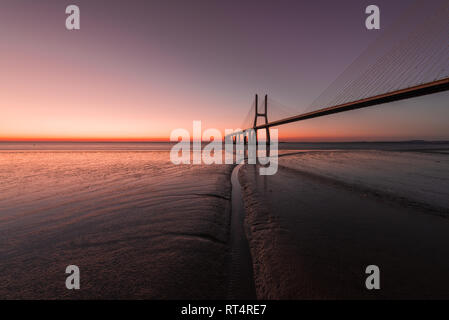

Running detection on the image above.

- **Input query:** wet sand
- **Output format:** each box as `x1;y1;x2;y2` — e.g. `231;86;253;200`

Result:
240;150;449;299
227;164;256;299
2;145;449;299
0;151;233;299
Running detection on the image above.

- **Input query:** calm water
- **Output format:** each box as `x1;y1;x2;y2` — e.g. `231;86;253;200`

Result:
1;141;449;299
1;140;449;151
0;149;233;299
0;142;174;151
239;148;449;298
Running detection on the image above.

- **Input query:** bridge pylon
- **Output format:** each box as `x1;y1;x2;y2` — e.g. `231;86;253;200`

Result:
253;94;270;145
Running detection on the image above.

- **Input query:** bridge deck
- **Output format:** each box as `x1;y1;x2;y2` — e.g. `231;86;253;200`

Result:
252;78;449;131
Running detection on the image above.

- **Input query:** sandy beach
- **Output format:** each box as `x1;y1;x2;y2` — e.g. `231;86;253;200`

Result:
0;150;233;299
240;150;449;299
1;143;449;299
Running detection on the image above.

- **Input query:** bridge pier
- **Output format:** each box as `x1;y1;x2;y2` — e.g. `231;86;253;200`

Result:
253;93;270;148
226;93;272;161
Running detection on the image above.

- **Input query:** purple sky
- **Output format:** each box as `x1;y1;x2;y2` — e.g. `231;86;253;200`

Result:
1;0;448;141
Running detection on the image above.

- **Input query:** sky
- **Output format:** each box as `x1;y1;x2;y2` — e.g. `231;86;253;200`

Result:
0;0;448;141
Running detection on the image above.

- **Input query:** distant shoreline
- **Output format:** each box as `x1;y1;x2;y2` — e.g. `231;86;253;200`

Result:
2;140;449;152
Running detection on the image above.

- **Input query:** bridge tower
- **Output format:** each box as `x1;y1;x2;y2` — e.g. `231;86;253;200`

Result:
253;94;270;144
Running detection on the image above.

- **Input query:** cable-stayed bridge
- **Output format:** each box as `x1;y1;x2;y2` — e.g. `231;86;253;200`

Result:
226;0;449;144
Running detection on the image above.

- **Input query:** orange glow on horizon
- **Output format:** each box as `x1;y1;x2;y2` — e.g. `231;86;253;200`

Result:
0;136;168;142
1;2;449;145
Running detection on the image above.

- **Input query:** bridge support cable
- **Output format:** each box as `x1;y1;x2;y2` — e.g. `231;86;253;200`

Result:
227;0;448;141
303;0;449;114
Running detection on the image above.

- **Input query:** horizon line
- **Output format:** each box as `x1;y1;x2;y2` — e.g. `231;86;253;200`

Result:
1;139;448;144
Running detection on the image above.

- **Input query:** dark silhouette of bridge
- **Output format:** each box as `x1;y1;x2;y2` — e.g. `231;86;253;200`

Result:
227;0;449;145
254;78;449;130
227;77;449;144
